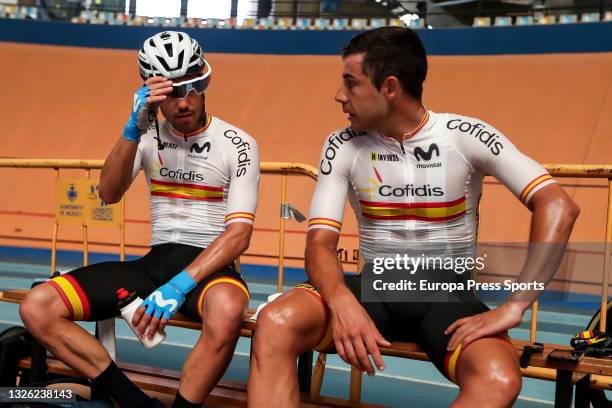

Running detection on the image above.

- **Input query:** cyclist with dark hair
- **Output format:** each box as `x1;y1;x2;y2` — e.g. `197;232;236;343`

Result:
20;31;259;408
248;27;579;407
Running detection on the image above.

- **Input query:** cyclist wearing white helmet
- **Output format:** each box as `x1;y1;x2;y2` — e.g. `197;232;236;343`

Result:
20;31;259;408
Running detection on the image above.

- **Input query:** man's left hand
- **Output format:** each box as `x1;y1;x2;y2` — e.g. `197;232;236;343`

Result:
132;271;197;340
445;302;527;351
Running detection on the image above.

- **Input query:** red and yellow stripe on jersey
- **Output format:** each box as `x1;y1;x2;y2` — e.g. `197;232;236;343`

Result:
196;277;249;317
520;174;554;204
224;212;255;225
49;275;91;321
359;197;466;222
150;179;224;201
404;111;429;138
308;218;342;233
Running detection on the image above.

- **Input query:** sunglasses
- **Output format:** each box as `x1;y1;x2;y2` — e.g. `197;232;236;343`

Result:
170;60;212;99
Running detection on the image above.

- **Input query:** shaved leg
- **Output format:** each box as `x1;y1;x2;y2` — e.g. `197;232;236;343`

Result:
178;284;248;403
452;337;521;408
248;289;328;408
19;283;112;379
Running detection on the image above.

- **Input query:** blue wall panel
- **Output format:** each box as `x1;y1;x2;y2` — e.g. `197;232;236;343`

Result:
1;18;611;55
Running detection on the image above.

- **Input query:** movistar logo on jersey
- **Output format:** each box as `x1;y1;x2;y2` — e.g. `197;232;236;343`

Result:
160;167;204;182
190;141;211;154
154;135;177;151
320;128;366;175
188;141;211;160
414;144;439;161
224;130;251;177
447;119;504;156
413;143;443;168
370;152;400;162
379;184;444;197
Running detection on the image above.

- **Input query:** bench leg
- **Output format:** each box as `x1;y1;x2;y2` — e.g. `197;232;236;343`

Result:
28;339;48;384
297;351;313;393
349;365;362;403
310;352;326;400
554;370;573;408
574;374;590;408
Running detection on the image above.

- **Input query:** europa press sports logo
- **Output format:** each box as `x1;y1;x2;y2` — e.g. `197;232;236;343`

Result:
359;166;444;200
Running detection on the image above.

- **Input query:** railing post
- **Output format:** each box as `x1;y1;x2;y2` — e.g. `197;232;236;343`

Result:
530;299;539;343
83;169;90;267
120;197;125;262
277;173;288;292
600;178;612;332
51;169;59;276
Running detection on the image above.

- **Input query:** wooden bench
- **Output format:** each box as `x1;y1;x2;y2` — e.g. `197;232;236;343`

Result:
3;288;611;408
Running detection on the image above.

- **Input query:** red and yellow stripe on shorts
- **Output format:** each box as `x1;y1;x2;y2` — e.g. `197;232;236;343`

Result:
293;282;334;352
48;275;91;321
443;333;513;384
196;277;250;318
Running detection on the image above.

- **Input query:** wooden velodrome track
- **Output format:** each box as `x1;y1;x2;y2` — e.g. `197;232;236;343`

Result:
0;42;611;293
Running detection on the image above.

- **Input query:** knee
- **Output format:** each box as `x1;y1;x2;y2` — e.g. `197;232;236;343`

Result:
468;362;522;406
253;304;300;357
494;369;522;404
205;298;245;343
20;285;62;330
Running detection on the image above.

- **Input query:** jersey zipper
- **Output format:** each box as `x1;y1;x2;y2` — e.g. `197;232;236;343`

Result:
399;140;406;155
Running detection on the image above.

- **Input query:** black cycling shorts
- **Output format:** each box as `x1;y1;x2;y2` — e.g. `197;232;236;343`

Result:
48;243;249;322
294;274;510;383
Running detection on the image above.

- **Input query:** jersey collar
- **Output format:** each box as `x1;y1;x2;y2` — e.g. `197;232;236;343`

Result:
378;110;430;142
404;110;430;139
170;114;213;138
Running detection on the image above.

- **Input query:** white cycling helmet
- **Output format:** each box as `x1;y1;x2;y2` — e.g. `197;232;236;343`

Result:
138;31;207;79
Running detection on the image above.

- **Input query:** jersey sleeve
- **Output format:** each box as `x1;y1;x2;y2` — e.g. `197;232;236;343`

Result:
224;131;259;226
131;140;144;180
455;118;556;206
308;129;354;234
131;127;155;180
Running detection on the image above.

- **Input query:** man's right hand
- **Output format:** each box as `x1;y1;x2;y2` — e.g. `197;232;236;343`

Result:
329;285;390;376
122;76;173;142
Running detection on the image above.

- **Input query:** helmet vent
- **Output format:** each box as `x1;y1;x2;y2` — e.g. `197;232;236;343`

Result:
155;56;172;72
164;43;173;57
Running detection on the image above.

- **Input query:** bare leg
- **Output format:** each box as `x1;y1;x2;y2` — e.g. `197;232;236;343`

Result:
451;337;522;408
19;283;112;379
248;289;328;408
177;283;249;403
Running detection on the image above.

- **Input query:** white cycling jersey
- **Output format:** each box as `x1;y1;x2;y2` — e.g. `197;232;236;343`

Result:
308;111;556;261
133;115;259;248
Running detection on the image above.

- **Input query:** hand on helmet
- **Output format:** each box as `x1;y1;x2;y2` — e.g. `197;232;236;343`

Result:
122;77;173;142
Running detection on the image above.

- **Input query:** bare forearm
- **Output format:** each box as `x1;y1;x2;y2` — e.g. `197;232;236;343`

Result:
99;138;138;204
185;225;252;282
305;240;347;307
510;190;579;307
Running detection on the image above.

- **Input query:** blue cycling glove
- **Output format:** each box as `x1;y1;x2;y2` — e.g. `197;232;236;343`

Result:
141;271;197;321
122;85;157;142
